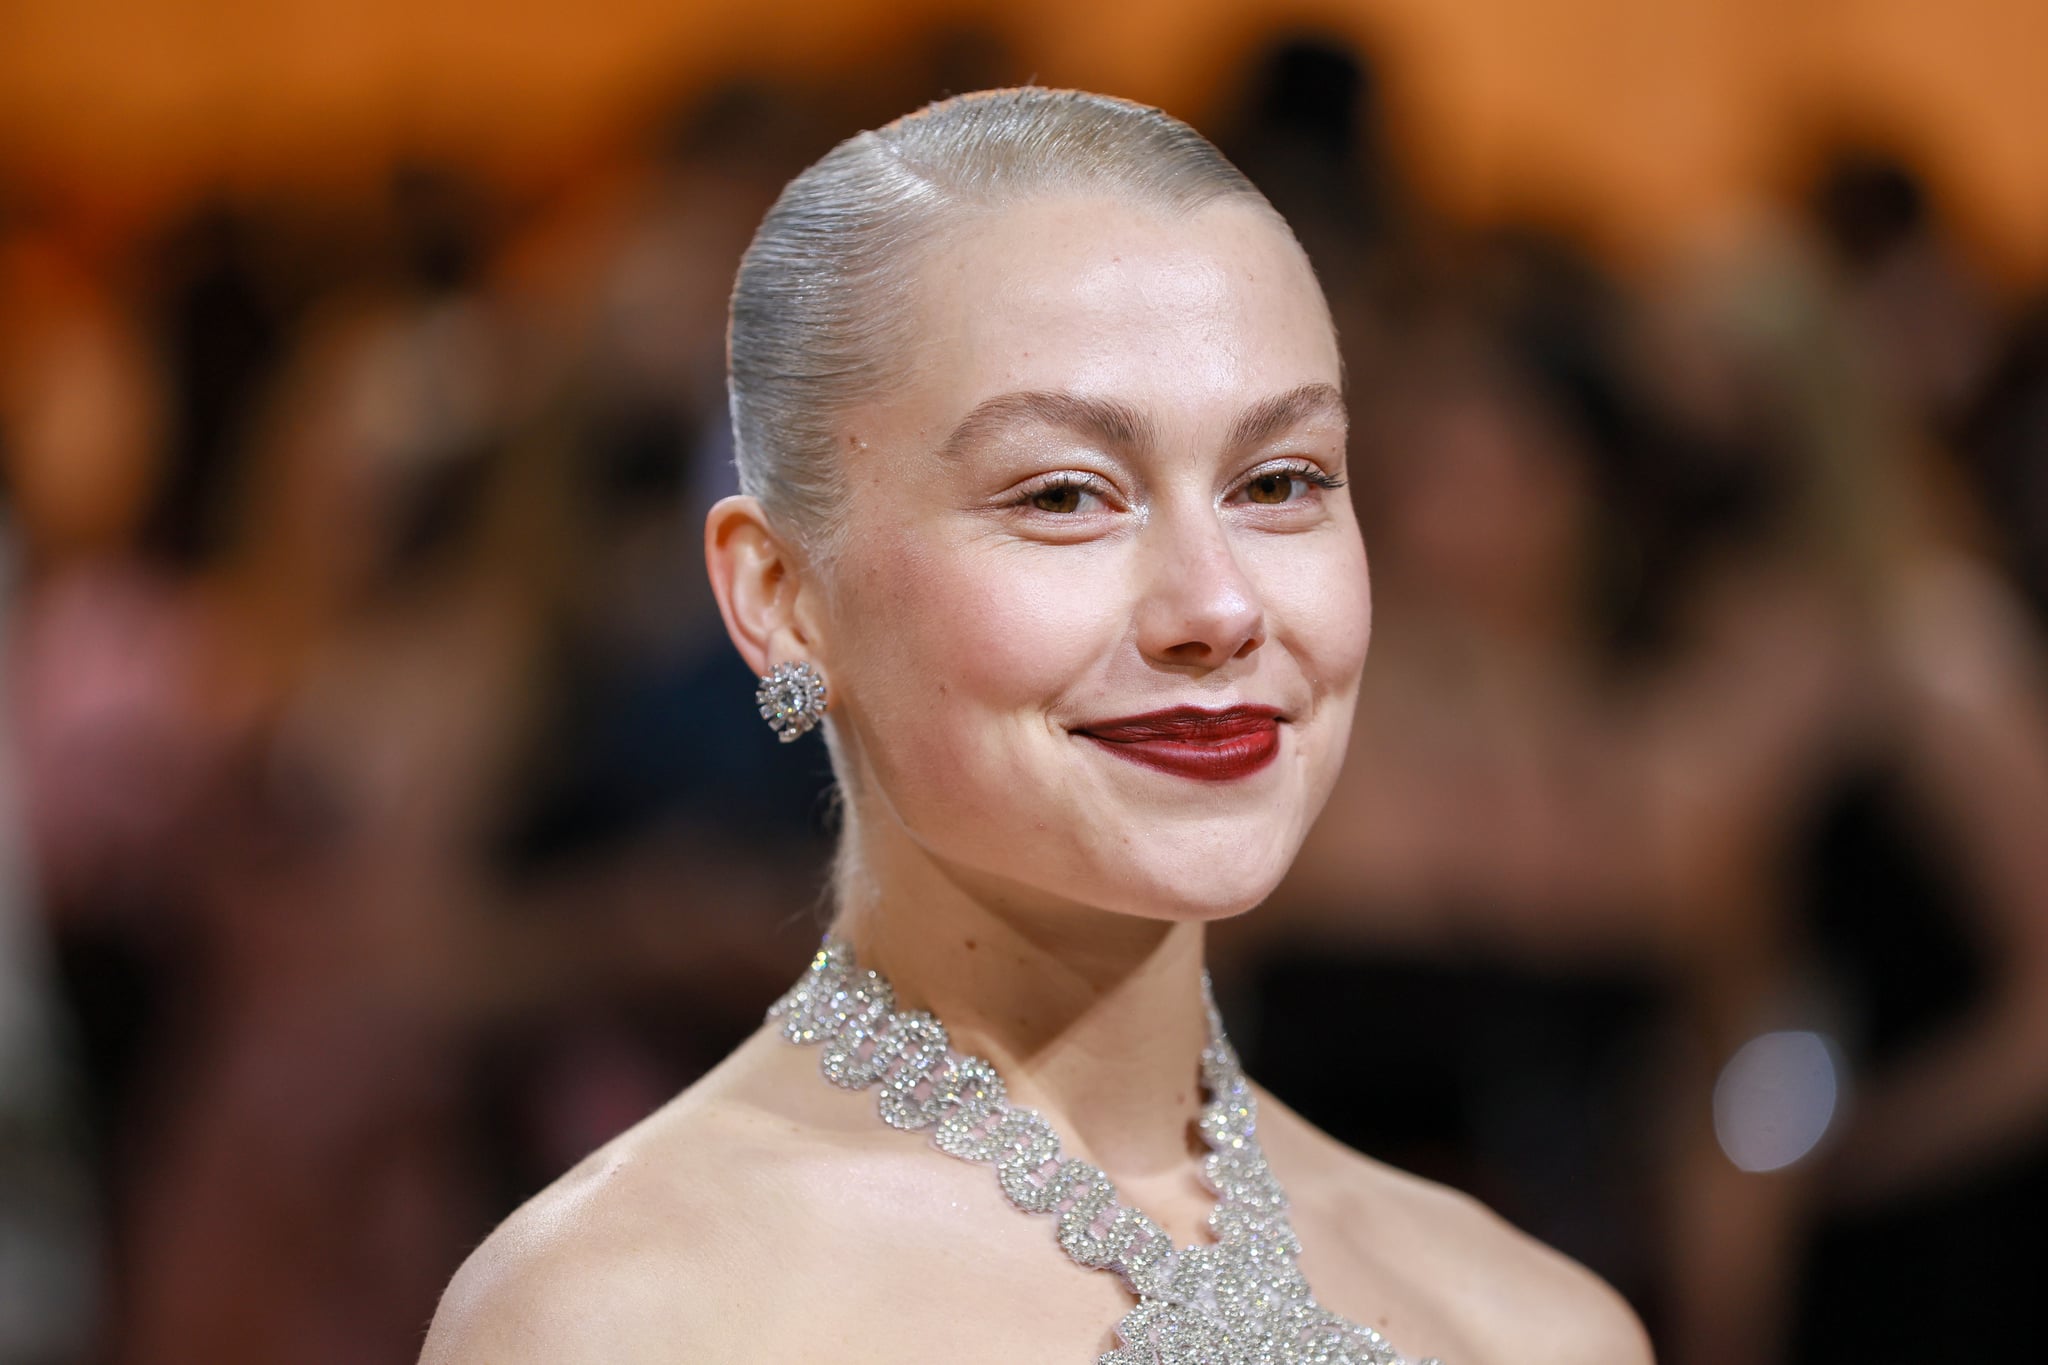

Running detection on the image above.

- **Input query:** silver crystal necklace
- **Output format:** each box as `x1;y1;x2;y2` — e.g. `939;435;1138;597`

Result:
769;937;1443;1365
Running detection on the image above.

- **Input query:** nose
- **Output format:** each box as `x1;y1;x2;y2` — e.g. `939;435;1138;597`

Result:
1134;510;1266;669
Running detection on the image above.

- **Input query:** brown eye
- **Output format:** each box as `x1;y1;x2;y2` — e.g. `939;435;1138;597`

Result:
1246;472;1295;505
1030;484;1085;514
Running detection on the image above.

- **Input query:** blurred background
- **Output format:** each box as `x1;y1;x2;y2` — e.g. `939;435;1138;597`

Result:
4;2;2048;1361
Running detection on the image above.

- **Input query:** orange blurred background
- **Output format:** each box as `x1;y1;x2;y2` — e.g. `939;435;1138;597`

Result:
7;0;2048;278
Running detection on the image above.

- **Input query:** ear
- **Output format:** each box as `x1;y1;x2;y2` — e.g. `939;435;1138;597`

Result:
705;495;824;680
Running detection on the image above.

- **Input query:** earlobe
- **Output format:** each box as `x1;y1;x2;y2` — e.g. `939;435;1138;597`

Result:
705;495;813;678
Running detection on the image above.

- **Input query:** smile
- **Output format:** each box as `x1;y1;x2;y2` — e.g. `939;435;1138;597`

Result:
1073;705;1283;782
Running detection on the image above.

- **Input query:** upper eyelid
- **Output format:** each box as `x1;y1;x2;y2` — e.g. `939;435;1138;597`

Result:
1007;469;1122;512
1233;456;1344;487
1020;469;1111;487
1015;470;1115;496
1000;455;1339;505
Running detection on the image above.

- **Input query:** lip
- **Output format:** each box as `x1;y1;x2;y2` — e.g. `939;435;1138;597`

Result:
1073;705;1284;782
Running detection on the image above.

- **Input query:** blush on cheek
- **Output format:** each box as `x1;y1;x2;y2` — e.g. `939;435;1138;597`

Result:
1255;537;1372;685
837;535;1118;831
889;537;1119;710
1310;572;1373;682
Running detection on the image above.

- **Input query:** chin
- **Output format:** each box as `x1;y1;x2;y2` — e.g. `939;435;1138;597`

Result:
1120;884;1276;925
1011;771;1323;924
1085;834;1298;924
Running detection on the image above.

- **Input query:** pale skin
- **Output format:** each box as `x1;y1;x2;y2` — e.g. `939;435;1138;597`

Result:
420;194;1654;1363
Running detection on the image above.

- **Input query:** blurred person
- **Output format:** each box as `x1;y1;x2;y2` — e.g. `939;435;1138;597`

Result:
108;143;853;1364
468;90;848;1214
140;199;306;571
1806;149;1998;439
493;80;847;870
423;89;1652;1365
1623;150;2048;1363
0;209;231;1364
1782;147;2048;1365
6;546;228;1353
0;471;101;1365
95;167;559;1357
1215;32;1408;274
1609;242;1873;1365
1213;241;1682;1325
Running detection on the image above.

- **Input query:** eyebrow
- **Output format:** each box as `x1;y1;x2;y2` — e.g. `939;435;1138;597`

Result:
1226;382;1347;450
936;390;1157;462
936;381;1346;461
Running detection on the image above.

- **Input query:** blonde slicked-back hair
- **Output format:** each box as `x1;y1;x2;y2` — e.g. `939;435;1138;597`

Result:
727;87;1281;561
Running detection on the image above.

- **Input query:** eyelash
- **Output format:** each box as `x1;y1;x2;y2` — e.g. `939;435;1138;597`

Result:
1007;471;1115;514
1006;461;1346;515
1242;460;1347;500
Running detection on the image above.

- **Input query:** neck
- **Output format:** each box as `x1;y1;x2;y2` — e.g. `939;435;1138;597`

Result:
829;813;1214;1184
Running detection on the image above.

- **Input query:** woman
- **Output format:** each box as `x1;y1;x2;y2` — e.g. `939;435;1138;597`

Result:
421;87;1652;1364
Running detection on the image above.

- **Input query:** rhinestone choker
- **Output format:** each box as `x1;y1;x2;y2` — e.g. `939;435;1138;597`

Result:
768;937;1442;1365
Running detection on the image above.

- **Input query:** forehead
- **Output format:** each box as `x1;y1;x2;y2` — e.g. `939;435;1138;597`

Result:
892;194;1340;436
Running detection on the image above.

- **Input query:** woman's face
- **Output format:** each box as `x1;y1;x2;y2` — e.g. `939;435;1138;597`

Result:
814;194;1368;921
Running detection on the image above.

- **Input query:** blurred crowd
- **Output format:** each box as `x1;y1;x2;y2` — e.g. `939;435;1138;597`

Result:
3;28;2046;1365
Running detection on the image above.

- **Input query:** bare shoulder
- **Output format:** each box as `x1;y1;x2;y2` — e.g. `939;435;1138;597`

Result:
419;1040;814;1363
418;1146;688;1364
1362;1161;1656;1365
1255;1085;1656;1365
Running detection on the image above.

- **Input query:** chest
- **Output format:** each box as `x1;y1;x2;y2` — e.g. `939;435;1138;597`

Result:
747;1206;1464;1365
761;1227;1139;1362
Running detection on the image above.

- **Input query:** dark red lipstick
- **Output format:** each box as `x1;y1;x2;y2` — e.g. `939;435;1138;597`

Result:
1074;705;1283;782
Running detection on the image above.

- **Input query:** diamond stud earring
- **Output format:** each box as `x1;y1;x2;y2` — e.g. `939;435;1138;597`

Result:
756;660;828;742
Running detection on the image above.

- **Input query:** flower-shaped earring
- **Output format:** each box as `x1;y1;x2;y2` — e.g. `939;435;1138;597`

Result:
756;660;828;742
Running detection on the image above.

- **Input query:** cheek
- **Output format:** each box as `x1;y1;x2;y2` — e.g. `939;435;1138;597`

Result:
1257;529;1372;694
833;530;1124;790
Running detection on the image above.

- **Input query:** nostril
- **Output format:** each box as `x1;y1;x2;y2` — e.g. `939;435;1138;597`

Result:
1159;629;1262;665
